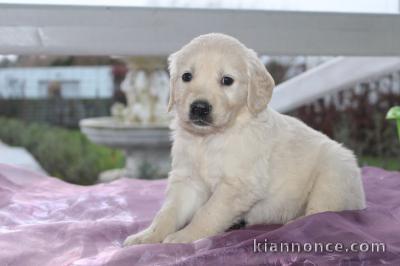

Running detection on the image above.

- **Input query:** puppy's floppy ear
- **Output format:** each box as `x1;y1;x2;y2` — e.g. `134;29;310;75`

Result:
167;52;178;112
247;50;275;115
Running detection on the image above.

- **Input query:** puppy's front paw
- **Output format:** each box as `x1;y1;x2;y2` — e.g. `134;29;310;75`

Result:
163;229;197;244
123;228;163;246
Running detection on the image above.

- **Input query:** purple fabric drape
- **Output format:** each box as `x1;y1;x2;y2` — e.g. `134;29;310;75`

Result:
0;163;399;266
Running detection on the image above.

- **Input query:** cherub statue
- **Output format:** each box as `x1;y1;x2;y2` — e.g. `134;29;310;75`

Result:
111;57;170;125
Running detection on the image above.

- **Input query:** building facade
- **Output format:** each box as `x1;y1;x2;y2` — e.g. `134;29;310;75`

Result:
0;66;113;99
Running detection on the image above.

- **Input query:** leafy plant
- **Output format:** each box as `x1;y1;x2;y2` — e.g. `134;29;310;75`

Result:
386;106;400;141
0;117;124;185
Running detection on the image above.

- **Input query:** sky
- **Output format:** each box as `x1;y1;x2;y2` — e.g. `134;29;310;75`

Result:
0;0;398;13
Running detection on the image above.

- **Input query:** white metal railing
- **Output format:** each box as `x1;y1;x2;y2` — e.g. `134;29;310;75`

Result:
0;4;400;56
270;57;400;112
1;4;400;112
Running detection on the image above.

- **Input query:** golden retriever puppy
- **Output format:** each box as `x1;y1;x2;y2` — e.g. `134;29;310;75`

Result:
124;33;366;245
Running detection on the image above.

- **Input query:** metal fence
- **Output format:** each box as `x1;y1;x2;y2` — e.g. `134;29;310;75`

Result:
0;98;113;128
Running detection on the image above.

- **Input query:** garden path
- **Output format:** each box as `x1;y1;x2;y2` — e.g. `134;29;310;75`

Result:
0;140;47;175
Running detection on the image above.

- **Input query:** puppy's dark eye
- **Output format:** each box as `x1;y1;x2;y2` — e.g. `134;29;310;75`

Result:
221;76;234;86
182;72;192;82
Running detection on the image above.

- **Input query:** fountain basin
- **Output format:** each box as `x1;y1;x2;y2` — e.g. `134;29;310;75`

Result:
80;117;171;181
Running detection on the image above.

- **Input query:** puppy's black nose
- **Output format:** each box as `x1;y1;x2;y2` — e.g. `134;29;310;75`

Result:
190;100;212;119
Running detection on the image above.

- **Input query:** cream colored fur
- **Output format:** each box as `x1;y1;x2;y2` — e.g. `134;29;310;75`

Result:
124;33;366;245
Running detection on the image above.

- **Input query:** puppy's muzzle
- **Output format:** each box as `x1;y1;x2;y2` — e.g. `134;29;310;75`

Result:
189;100;212;126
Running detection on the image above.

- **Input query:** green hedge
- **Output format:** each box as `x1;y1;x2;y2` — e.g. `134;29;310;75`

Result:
359;156;400;171
0;117;124;185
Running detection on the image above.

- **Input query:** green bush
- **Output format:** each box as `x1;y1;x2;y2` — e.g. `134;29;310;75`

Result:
0;117;124;185
360;156;400;171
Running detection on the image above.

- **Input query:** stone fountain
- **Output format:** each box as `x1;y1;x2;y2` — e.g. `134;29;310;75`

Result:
80;57;171;181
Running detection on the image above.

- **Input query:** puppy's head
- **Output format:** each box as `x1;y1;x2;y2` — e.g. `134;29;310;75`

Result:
168;33;275;135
